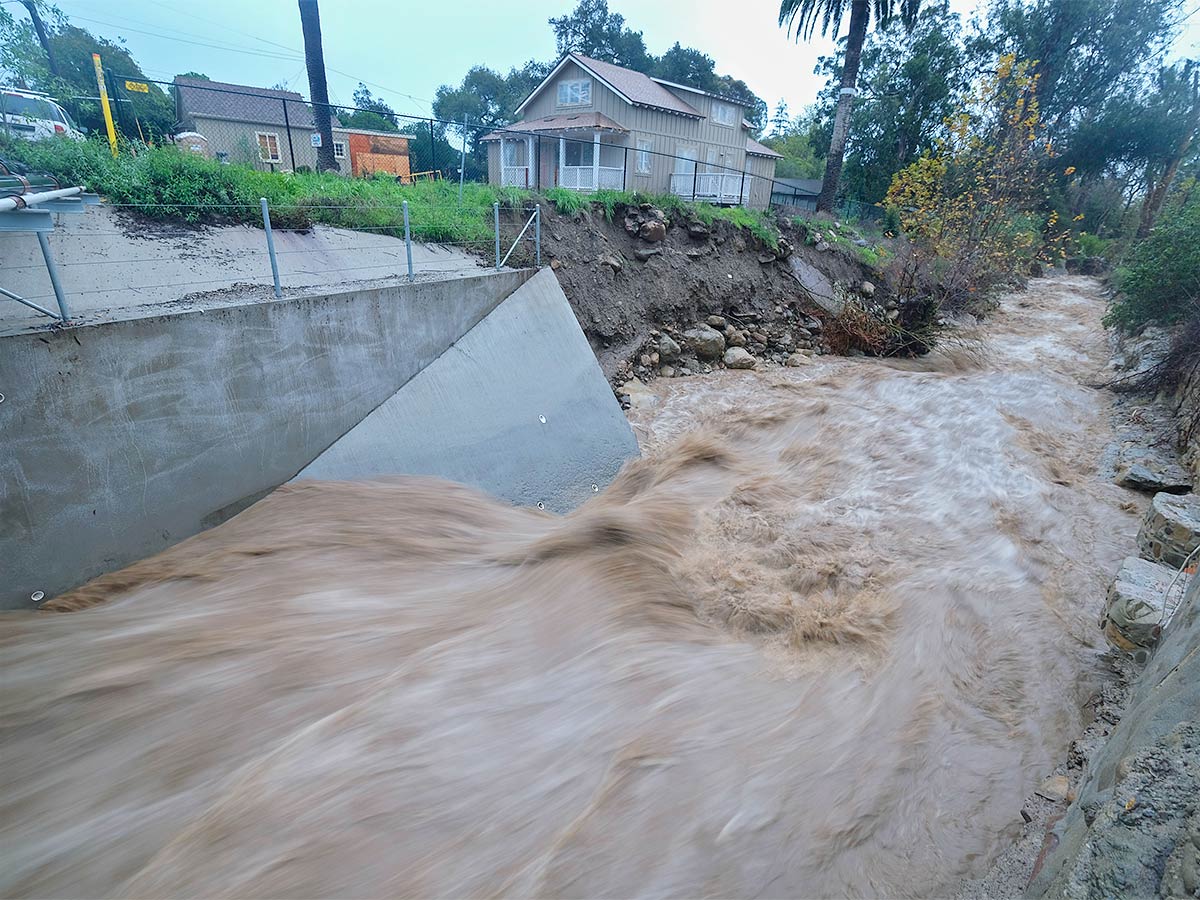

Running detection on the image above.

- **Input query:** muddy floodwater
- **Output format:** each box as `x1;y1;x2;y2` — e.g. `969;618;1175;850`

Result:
1;275;1139;898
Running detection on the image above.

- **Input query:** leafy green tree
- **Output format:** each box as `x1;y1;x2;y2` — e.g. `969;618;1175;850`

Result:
810;2;966;203
340;83;400;132
548;0;653;70
780;0;923;212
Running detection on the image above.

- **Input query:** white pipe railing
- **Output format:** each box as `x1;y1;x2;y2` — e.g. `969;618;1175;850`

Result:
0;185;84;212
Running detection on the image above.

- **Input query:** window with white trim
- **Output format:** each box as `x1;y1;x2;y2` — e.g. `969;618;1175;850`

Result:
636;139;652;174
556;78;592;107
255;131;281;163
711;101;737;126
333;140;346;159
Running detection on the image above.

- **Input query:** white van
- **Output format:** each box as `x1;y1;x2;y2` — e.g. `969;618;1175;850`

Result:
1;88;84;141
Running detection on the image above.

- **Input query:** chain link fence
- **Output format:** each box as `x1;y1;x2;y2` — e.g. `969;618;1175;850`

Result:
96;75;838;211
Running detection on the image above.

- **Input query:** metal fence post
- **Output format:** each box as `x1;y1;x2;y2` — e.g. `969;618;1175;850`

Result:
36;232;69;320
535;204;541;268
429;119;436;174
260;198;282;298
458;118;467;203
494;202;501;270
740;169;747;206
403;200;414;282
623;147;628;191
692;165;698;202
282;98;295;172
536;136;542;190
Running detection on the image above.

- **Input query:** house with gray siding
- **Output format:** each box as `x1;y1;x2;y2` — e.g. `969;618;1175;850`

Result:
174;77;353;175
482;54;780;209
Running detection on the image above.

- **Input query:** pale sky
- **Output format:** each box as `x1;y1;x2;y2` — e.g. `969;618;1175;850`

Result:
9;0;1200;123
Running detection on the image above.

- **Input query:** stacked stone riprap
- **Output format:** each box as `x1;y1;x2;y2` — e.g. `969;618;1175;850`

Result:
1137;492;1200;569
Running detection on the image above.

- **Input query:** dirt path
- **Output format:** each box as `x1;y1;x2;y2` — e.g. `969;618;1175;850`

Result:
1;274;1140;898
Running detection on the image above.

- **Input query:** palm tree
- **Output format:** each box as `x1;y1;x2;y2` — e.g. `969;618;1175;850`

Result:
20;1;59;78
297;0;336;172
780;0;921;212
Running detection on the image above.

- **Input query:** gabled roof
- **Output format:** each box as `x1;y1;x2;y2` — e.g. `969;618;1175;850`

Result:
516;53;702;119
480;112;628;142
175;77;315;129
746;136;783;159
649;77;747;107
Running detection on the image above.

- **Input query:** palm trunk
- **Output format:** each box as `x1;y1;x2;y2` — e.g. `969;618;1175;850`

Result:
20;1;59;78
298;0;337;172
816;0;869;213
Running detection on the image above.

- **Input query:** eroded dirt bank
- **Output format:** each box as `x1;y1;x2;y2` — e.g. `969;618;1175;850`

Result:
0;275;1135;898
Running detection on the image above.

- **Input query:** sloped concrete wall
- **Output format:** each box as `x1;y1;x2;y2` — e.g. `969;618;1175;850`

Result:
0;271;528;610
1028;570;1200;897
298;268;641;512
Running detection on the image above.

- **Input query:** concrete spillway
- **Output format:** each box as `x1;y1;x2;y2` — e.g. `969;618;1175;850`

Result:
0;268;639;609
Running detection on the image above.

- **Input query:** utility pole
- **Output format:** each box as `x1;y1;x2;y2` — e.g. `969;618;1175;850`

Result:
297;0;336;171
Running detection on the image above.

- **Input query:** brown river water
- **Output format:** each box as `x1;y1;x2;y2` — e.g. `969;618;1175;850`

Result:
1;275;1141;898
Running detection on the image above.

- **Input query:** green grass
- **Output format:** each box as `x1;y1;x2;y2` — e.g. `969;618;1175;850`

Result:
0;136;529;242
3;136;783;248
791;213;886;269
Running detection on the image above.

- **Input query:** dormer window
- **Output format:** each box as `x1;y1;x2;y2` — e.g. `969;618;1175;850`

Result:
557;79;591;107
711;101;737;126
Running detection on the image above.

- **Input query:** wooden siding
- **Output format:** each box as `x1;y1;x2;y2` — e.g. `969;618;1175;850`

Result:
746;155;777;210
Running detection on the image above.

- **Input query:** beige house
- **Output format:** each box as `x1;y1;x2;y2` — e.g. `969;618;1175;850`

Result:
482;54;780;209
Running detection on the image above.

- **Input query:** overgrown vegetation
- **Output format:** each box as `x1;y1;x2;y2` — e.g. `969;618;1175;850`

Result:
885;56;1059;307
1106;187;1200;329
0;135;525;241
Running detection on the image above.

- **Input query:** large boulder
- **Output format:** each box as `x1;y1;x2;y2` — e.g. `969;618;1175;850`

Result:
682;325;726;360
1115;448;1193;494
657;334;681;361
639;219;667;242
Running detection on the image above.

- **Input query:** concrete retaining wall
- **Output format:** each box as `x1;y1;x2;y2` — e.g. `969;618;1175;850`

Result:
1029;570;1200;898
1;268;637;610
299;268;639;512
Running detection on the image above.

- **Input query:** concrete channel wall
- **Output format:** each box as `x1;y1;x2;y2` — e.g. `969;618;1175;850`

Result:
1;268;639;610
1029;570;1200;898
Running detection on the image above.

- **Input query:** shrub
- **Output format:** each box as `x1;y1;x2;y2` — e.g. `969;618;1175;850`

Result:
1106;194;1200;329
1076;232;1109;258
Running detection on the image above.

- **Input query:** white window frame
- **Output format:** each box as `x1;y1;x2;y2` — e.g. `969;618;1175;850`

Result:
333;140;346;160
711;101;737;127
636;139;653;175
556;78;592;107
255;131;281;163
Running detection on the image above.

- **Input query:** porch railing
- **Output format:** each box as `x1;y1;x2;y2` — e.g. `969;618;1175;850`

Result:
559;165;624;191
670;172;752;205
501;165;530;188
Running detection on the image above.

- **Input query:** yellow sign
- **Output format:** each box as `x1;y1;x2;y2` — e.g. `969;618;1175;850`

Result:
92;53;118;157
124;80;150;93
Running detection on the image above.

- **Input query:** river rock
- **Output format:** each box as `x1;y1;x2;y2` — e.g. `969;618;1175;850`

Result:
682;325;726;360
657;334;681;360
659;365;675;378
619;379;657;409
687;221;709;238
707;315;727;329
639;220;667;242
600;254;623;272
726;327;747;347
723;347;756;369
861;280;876;298
785;353;812;367
1116;448;1193;494
1136;492;1200;569
634;247;661;262
1035;775;1071;802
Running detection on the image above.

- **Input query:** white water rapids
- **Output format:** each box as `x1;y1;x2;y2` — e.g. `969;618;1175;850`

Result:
1;274;1139;898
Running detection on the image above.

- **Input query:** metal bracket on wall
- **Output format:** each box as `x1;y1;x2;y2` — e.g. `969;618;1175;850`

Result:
0;193;98;321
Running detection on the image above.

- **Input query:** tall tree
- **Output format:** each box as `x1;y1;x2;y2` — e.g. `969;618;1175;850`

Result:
548;0;652;70
780;0;922;212
297;0;335;171
810;2;966;203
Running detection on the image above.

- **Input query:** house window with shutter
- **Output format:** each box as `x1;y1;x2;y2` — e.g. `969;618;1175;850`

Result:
256;131;281;163
333;141;346;159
